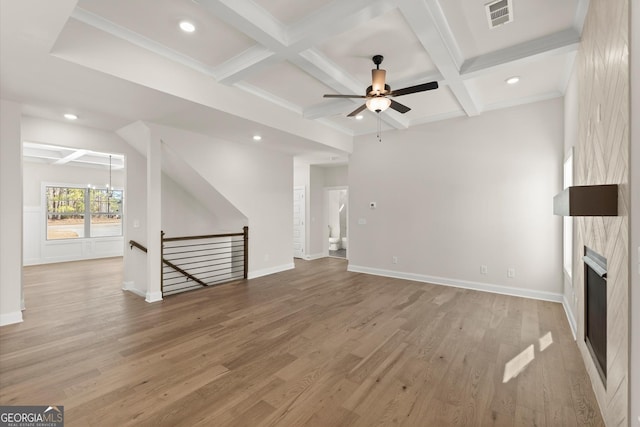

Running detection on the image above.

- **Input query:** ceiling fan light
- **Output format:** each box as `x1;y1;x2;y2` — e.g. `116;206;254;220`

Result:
366;97;391;113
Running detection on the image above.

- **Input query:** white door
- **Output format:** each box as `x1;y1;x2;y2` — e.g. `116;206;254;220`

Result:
293;186;305;259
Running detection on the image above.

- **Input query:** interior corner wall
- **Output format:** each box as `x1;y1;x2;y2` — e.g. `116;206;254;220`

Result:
149;124;294;277
628;0;639;424
349;98;564;299
0;99;24;326
573;0;630;424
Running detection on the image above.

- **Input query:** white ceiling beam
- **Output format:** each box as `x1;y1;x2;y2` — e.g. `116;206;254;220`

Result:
233;82;302;114
196;0;287;50
287;0;396;50
396;0;480;117
460;29;581;78
215;46;277;84
293;49;364;96
213;0;394;85
421;0;464;70
53;149;88;165
197;0;289;84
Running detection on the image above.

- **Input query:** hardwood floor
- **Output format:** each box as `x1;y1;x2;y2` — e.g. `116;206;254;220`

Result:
1;257;604;426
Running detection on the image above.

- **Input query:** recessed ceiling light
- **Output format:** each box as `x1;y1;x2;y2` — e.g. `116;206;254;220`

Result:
64;113;78;120
253;135;262;141
355;115;364;120
179;21;196;33
506;76;520;85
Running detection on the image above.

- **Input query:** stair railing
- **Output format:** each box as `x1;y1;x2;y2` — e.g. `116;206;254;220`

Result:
129;226;248;296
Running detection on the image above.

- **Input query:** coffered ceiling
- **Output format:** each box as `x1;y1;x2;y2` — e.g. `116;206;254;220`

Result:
0;0;588;161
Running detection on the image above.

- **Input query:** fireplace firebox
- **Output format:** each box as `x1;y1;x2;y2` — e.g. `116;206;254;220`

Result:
583;246;607;385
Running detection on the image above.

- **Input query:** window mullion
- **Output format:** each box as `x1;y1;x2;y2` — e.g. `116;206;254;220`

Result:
85;188;91;238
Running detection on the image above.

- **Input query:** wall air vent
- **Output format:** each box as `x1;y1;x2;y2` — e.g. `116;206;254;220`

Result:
485;0;513;29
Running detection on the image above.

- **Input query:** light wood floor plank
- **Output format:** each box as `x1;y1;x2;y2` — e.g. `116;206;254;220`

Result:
0;257;604;426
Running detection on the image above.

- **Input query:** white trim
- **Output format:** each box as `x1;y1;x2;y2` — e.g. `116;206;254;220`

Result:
145;291;163;303
347;264;564;303
122;281;146;298
248;262;295;280
0;311;23;327
562;294;578;340
305;253;325;261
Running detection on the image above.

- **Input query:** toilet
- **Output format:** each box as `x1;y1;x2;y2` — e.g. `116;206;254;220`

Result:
328;225;341;251
341;237;347;250
328;237;341;251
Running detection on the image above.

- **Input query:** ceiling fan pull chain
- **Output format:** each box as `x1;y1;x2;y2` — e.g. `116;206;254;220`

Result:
377;113;382;142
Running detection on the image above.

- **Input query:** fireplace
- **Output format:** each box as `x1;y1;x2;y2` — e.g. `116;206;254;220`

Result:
583;246;607;385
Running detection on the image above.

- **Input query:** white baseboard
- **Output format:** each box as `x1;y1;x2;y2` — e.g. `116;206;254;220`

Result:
347;264;564;303
248;263;295;280
305;253;325;261
122;281;146;298
145;291;163;303
0;311;23;326
562;294;578;340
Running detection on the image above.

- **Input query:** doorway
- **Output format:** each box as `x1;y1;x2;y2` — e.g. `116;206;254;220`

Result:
325;187;347;259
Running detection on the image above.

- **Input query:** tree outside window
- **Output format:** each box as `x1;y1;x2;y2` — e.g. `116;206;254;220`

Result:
46;186;123;240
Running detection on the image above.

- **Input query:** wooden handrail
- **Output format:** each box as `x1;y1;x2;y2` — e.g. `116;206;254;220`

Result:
163;232;244;242
129;240;147;253
129;239;207;287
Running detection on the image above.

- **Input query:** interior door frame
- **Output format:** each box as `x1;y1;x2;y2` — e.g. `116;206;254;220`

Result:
293;186;306;259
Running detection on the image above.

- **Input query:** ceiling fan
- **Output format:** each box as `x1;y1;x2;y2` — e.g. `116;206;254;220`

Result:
323;55;439;117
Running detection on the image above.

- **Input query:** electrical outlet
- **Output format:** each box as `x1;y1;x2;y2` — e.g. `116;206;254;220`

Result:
480;265;488;274
392;256;398;264
507;268;516;278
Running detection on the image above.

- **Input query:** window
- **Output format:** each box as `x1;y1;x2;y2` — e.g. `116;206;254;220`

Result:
46;186;123;240
563;149;574;277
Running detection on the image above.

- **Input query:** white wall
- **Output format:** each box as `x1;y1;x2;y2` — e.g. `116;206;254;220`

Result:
148;123;294;278
630;0;639;422
323;165;348;188
563;62;579;334
348;99;564;300
0;99;24;326
22;161;125;265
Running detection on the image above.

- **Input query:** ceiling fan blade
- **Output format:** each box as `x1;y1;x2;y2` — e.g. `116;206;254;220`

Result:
347;104;367;117
389;99;411;114
323;94;366;98
371;69;386;93
389;81;439;97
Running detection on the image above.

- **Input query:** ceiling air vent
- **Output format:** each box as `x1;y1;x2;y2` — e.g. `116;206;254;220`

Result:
485;0;513;29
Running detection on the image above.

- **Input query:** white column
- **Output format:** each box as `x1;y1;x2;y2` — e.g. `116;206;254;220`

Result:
145;133;162;302
0;100;24;325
